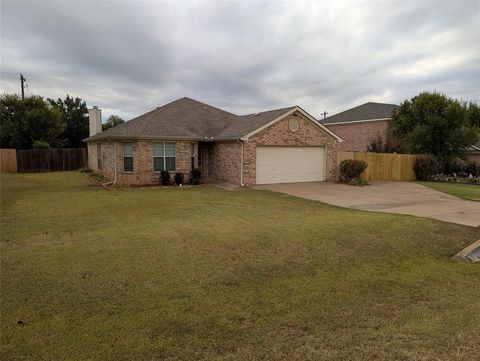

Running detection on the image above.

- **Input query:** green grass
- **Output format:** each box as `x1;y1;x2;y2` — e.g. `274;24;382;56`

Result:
419;181;480;201
1;172;479;361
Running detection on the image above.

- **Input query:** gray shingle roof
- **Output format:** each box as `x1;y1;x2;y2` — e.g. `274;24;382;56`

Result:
322;102;398;124
85;97;297;142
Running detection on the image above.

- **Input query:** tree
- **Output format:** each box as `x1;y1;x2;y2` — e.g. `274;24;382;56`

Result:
102;115;124;131
468;101;480;128
391;92;479;167
0;94;65;149
48;95;89;147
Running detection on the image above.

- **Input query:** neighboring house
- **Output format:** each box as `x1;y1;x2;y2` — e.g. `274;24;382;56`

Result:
322;102;398;151
323;102;480;161
468;141;480;163
84;97;343;186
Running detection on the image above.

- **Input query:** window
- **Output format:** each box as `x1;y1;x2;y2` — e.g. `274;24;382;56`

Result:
97;143;102;170
123;143;134;171
153;142;176;171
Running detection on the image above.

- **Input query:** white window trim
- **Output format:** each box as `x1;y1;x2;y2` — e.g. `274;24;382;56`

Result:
153;142;176;172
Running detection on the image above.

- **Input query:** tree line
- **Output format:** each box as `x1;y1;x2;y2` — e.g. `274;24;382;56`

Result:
0;94;124;149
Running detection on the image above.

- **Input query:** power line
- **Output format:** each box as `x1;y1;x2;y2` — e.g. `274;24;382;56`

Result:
8;72;162;108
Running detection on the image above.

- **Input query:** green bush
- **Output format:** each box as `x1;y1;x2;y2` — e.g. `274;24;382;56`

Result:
32;140;50;149
464;161;479;177
444;158;466;175
340;159;368;182
190;168;202;185
174;172;184;185
160;171;171;186
414;155;440;180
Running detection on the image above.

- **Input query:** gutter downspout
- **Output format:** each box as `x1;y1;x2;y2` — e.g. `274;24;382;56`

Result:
102;137;117;189
237;139;245;187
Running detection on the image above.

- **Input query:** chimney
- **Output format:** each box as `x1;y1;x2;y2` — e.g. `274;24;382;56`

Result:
88;106;102;136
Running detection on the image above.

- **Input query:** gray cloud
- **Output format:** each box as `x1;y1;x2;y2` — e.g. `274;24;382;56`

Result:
1;0;479;122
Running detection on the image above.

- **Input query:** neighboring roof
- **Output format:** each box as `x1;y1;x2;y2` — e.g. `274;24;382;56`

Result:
85;97;340;142
468;140;480;152
322;102;398;125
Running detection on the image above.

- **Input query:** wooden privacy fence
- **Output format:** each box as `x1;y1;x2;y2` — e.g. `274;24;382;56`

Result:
0;149;17;172
16;148;87;173
338;151;418;181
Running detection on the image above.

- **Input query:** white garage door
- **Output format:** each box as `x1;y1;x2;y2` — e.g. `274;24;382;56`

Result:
256;146;326;184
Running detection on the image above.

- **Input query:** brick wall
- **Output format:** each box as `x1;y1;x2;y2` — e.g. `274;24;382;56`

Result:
207;141;241;184
326;120;389;152
467;152;480;164
87;140;193;186
242;113;339;185
86;114;340;186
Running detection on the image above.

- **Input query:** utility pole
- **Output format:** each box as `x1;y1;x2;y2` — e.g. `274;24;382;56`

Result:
322;110;328;119
20;74;26;100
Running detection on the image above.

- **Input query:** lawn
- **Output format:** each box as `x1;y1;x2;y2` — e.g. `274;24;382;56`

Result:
419;181;480;201
1;172;479;361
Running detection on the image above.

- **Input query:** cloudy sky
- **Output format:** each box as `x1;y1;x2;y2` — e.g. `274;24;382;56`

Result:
1;0;479;122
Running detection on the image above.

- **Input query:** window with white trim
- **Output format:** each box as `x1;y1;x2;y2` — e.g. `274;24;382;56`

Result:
123;143;134;171
153;142;176;172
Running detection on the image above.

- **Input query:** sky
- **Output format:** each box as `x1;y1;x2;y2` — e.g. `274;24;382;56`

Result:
1;0;479;122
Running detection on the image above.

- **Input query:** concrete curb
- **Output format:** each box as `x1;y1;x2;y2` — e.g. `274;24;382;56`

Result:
452;239;480;263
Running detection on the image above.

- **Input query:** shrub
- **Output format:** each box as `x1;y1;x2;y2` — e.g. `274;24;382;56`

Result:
339;159;368;182
160;171;171;186
464;160;479;177
190;167;202;185
347;177;369;186
444;158;466;175
32;140;50;149
174;172;184;185
413;155;440;180
367;136;384;153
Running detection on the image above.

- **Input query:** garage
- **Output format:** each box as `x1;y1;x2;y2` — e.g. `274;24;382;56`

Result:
255;146;326;184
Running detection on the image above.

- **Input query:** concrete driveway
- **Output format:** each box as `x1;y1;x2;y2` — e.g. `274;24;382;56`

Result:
255;182;480;227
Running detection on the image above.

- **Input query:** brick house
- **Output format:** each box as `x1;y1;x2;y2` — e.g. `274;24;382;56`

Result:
84;97;343;186
322;102;398;151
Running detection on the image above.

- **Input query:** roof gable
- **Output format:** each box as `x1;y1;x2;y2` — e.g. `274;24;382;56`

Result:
241;107;343;142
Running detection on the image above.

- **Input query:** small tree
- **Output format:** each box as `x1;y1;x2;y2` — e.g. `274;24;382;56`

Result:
391;92;479;169
48;95;88;147
102;115;125;131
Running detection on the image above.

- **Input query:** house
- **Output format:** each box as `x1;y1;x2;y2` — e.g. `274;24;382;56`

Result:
467;141;480;163
323;102;480;162
84;97;343;186
322;102;398;151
